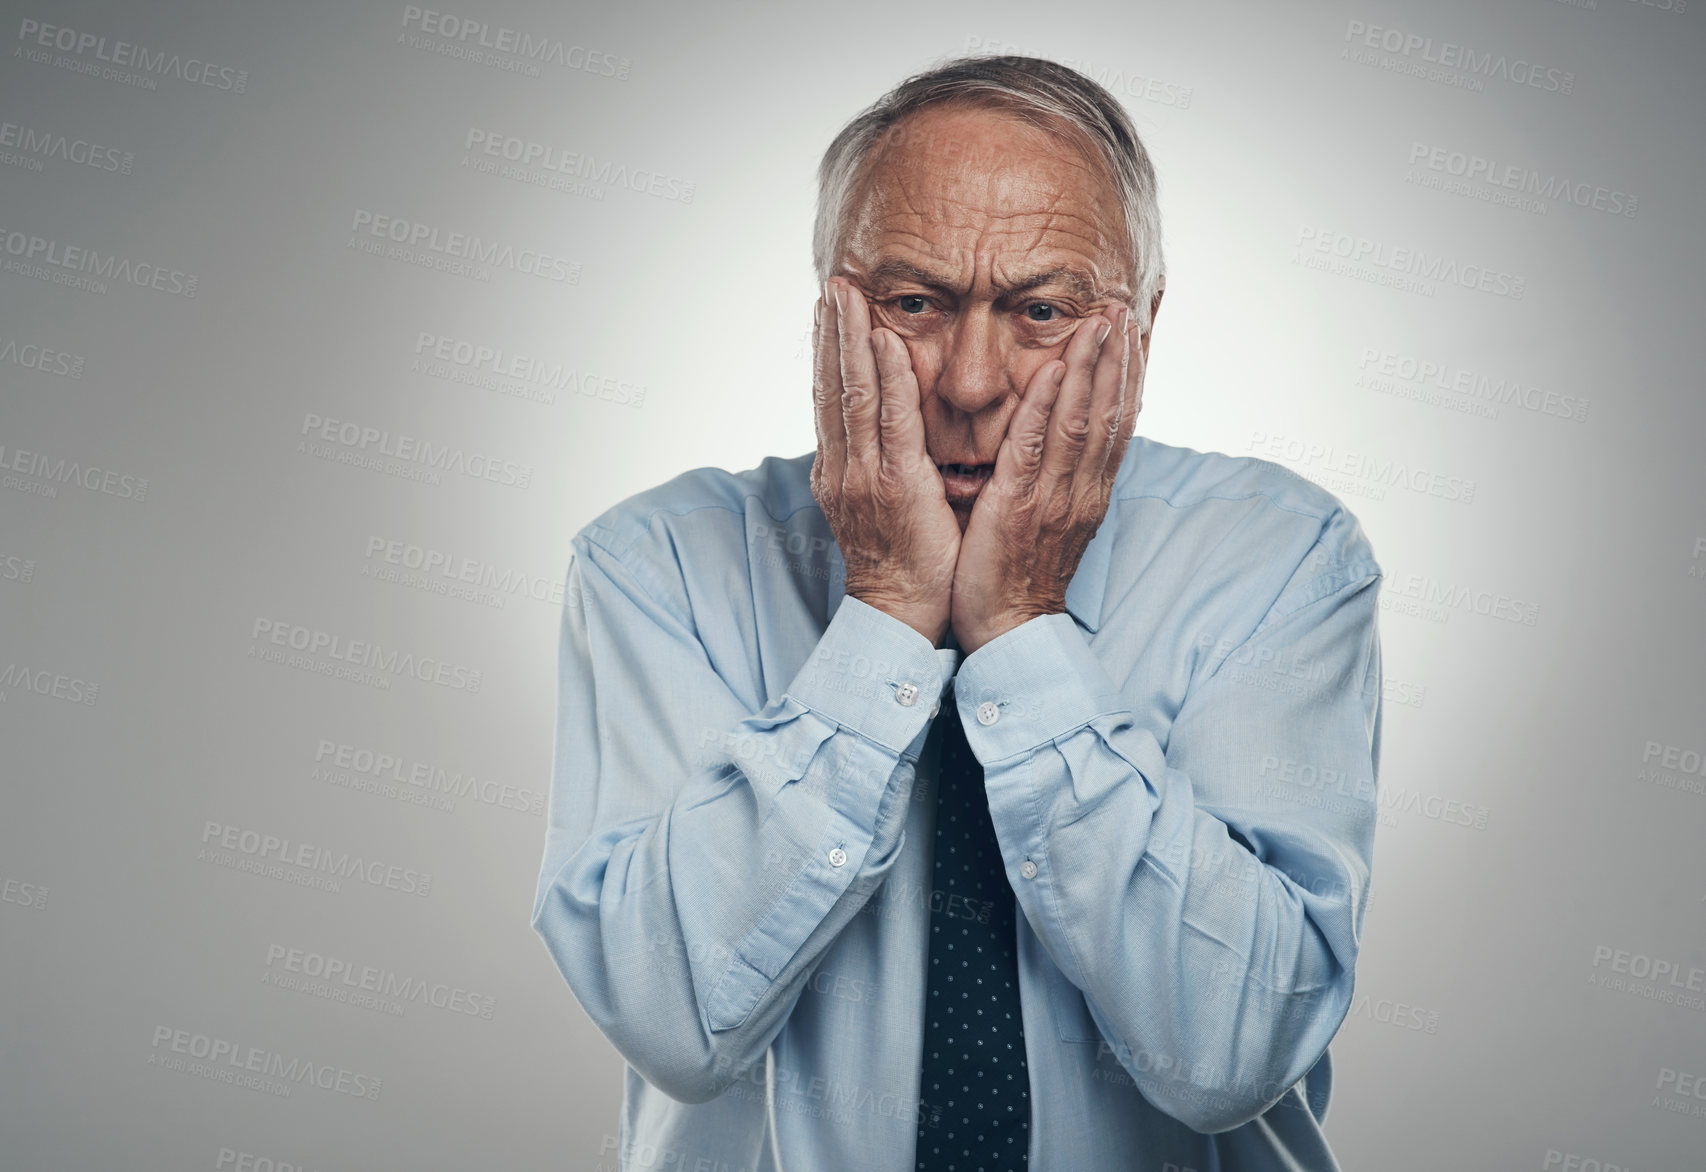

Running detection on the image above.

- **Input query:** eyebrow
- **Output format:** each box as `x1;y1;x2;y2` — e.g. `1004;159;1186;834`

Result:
863;258;1104;303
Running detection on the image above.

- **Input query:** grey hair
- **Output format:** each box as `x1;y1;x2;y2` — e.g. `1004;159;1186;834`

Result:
812;53;1165;332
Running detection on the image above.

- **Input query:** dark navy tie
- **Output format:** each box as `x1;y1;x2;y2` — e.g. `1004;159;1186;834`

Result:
916;686;1030;1170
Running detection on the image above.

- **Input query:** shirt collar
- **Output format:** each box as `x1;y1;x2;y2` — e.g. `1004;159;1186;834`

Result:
825;489;1119;636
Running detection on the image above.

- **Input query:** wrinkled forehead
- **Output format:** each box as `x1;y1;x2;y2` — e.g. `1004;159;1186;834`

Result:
845;103;1130;285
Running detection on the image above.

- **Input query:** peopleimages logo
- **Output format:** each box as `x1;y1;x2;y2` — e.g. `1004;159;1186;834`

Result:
15;18;250;93
0;118;134;174
1653;1067;1706;1118
963;36;1192;108
200;820;433;897
398;6;631;79
298;411;534;490
1378;567;1540;627
1294;226;1525;299
1248;430;1478;505
348;209;580;283
1407;142;1638;219
411;332;646;408
148;1025;379;1100
250;616;484;692
0;552;39;584
0;226;198;296
1346;990;1441;1033
463;129;695;202
263;942;497;1020
1356;348;1588;423
1341;19;1574;95
0;661;99;705
363;534;566;608
0;336;85;379
216;1148;322;1172
2;876;48;910
1638;739;1706;798
1377;785;1491;830
0;440;148;502
314;738;545;816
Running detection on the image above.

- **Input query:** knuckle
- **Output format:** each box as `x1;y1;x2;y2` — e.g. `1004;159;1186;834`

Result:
839;376;872;406
1073;490;1107;525
1058;413;1092;444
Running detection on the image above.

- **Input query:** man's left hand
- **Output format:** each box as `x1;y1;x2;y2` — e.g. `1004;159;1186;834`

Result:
950;303;1141;655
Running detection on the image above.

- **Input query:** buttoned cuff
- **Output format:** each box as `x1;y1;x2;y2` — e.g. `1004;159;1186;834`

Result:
787;596;959;758
953;612;1127;763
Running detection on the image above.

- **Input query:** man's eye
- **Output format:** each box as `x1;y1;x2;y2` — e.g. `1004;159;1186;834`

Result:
1026;303;1060;322
897;295;929;315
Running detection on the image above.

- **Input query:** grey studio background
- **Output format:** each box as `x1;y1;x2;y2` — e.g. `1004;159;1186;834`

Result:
1;0;1703;1168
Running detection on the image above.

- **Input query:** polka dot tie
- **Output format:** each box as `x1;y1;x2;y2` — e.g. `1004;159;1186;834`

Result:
915;691;1030;1170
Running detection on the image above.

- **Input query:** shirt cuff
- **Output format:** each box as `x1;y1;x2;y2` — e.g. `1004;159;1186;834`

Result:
953;612;1127;763
787;595;959;758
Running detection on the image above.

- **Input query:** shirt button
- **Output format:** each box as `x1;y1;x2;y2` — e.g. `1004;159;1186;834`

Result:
976;701;1000;726
1020;860;1038;879
895;682;919;707
828;847;847;867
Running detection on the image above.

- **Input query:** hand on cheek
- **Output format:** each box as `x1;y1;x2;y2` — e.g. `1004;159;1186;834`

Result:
810;278;962;647
949;303;1141;655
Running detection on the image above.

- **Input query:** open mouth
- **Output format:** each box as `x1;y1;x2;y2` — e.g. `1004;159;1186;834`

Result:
935;461;994;501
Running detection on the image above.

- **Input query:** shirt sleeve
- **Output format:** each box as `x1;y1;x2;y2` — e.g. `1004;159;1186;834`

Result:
954;522;1383;1134
530;528;956;1104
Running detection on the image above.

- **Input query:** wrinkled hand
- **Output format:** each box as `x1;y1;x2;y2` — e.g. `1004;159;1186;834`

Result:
810;277;960;647
950;303;1141;655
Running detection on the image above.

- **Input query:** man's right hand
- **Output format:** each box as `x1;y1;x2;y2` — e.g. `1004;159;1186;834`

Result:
810;276;960;648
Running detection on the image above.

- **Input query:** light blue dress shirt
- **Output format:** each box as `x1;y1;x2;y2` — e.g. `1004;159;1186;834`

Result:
532;435;1384;1171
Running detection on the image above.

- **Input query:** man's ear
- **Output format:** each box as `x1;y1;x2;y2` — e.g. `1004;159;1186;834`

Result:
1136;280;1164;365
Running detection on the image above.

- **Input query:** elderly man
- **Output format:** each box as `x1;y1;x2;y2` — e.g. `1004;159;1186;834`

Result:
533;54;1383;1171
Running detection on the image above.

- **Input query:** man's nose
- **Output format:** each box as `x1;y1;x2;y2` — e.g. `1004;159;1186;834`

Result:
931;309;1009;415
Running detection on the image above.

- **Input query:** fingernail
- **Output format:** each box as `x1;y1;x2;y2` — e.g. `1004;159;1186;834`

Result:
1096;319;1112;347
833;283;845;315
